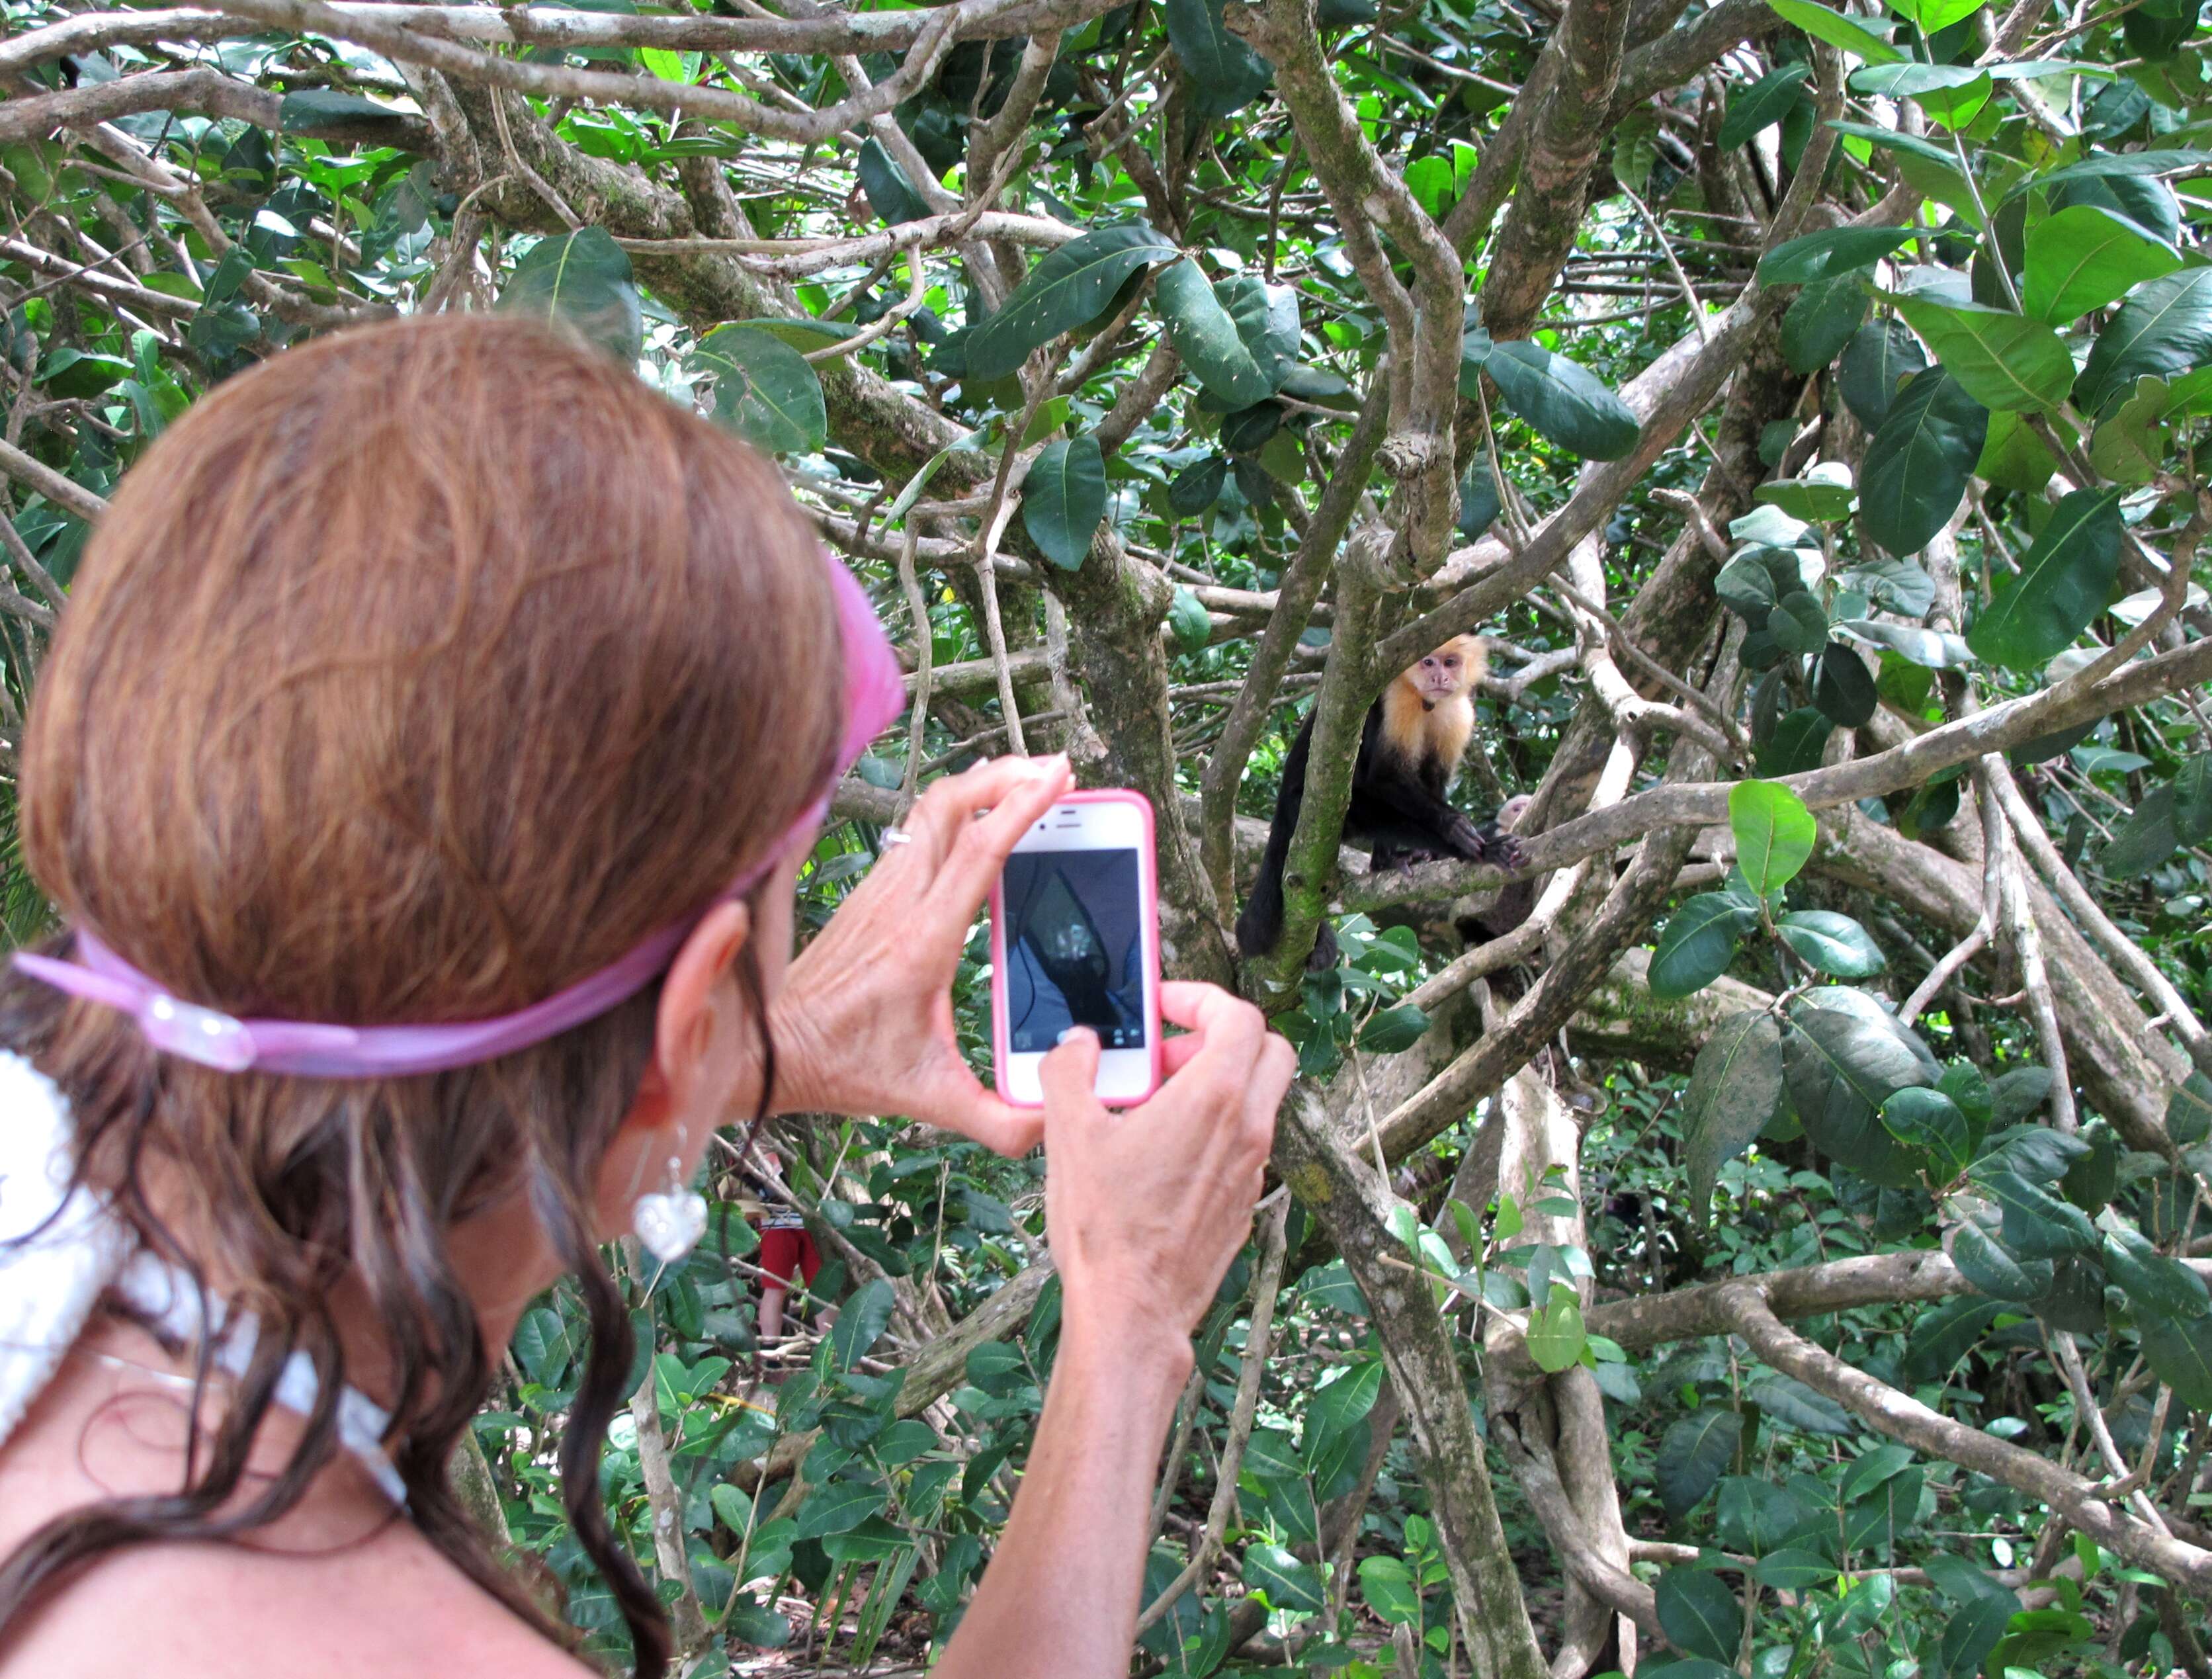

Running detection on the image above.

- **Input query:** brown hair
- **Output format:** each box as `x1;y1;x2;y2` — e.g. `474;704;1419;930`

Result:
0;314;845;1674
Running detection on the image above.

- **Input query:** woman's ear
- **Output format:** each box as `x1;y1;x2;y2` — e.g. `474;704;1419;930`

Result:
654;898;754;1104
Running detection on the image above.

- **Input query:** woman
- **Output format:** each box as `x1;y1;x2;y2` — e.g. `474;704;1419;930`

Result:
0;317;1292;1678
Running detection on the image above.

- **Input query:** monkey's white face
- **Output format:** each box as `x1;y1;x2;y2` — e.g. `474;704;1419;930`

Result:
1413;647;1472;699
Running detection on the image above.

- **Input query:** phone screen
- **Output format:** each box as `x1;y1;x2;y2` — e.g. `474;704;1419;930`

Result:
1001;848;1149;1053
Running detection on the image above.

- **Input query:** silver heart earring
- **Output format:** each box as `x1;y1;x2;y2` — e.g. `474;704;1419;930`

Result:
632;1125;708;1265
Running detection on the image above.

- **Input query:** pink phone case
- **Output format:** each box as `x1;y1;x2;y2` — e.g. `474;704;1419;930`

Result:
988;787;1164;1108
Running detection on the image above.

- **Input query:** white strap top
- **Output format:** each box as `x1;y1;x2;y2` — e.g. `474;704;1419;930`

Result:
0;1050;405;1508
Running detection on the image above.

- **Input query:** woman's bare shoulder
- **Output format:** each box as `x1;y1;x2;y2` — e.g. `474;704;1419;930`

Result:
0;1518;602;1679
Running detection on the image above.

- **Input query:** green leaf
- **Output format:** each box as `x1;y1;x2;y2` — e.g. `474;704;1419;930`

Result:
2075;267;2212;417
1359;1555;1422;1625
1162;0;1273;116
2170;1071;2212;1146
1732;779;1817;894
1881;1086;1971;1177
277;89;400;136
966;225;1178;383
2098;784;2179;879
827;1277;896;1370
1480;339;1642;460
1859;370;1988;557
1980;1169;2099;1258
1779;910;1885;977
1785;995;1932;1187
2139;1311;2212;1409
1812;642;1879;727
1721;65;1813;149
1770;589;1829;654
1758;226;1915;288
1765;0;1906;62
1888;296;2075;413
1244;1542;1326;1611
1359;1002;1431;1054
1656;1407;1745;1520
1850;62;1992;128
1526;1287;1588;1373
1966;488;2123;670
1168;585;1212;654
1894;0;1989;31
497;226;642;364
1757;461;1857;522
1755;1550;1836;1591
2022;203;2182;325
1656;1569;1743;1664
1839;317;1929;431
1168;454;1228;516
2088;373;2174;486
2103;1228;2211;1320
1458;458;1502;540
1758;707;1835;776
1650;894;1756;1000
1022;434;1107;570
1950;1219;2055;1303
791;1479;888;1539
1155;260;1298;407
1744;1375;1855;1436
857;136;928;226
1684;1011;1787;1212
689;325;828;455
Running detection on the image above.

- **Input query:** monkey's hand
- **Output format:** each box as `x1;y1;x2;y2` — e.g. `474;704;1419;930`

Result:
1476;827;1529;872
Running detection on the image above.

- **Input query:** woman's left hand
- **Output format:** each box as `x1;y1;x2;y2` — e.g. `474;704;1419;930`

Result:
766;753;1076;1156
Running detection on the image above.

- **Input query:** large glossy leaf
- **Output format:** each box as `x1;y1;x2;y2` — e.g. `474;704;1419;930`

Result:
1243;1543;1326;1611
689;325;827;454
1764;0;1906;62
1859;370;1988;556
1650;894;1756;1000
1783;275;1872;374
2098;783;2179;879
497;226;642;363
2102;1228;2211;1321
1756;708;1835;777
1850;62;1991;128
1812;642;1878;725
2074;267;2212;416
1779;910;1885;976
1657;1408;1744;1520
1021;434;1107;570
2139;1312;2212;1410
1881;1086;1971;1178
1758;226;1915;288
857;137;928;226
2023;203;2182;324
1966;488;2123;669
1154;260;1298;407
1949;1218;2055;1302
1889;296;2074;413
1785;996;1931;1186
791;1479;888;1539
1656;1571;1743;1665
1721;65;1812;148
1839;318;1928;430
1684;1011;1786;1212
1731;779;1816;894
966;225;1178;382
1162;0;1273;116
1168;454;1228;516
1481;339;1641;460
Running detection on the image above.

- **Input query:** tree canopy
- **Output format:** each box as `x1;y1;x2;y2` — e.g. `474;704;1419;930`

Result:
3;0;2211;1673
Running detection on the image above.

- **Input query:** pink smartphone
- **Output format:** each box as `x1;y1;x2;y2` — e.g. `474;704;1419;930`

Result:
989;788;1164;1108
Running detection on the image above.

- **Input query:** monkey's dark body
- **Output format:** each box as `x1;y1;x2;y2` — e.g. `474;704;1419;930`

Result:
1236;703;1506;970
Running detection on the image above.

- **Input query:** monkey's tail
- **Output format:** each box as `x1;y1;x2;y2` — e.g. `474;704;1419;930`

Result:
1234;806;1295;959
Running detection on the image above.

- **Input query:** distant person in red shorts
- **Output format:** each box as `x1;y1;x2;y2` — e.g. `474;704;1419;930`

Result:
749;1146;824;1359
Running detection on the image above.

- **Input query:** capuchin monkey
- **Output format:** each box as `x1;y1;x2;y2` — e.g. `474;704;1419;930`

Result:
1457;793;1537;945
1237;636;1527;971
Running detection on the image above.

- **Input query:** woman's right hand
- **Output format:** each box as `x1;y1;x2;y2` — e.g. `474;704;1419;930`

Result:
1038;982;1294;1357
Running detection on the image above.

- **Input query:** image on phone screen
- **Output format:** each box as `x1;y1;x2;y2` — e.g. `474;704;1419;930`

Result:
1001;849;1148;1054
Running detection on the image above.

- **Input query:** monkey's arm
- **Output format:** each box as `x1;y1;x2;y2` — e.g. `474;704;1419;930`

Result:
1353;753;1527;869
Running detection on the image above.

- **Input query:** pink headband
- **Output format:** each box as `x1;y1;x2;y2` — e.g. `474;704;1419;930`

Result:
13;554;907;1079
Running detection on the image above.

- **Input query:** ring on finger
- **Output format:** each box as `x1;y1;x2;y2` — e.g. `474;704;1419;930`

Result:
881;828;914;847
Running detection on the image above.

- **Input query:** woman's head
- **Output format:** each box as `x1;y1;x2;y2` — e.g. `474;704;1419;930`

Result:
3;314;847;1670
